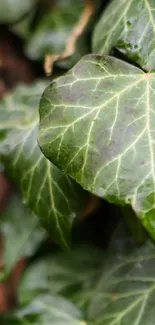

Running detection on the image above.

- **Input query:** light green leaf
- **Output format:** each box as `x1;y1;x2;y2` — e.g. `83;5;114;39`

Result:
0;295;85;325
0;195;46;276
39;54;155;241
18;245;102;306
93;0;155;72
0;0;37;24
0;81;87;248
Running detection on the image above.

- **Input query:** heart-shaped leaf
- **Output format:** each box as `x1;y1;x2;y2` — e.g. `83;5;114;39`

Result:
0;295;85;325
39;54;155;240
93;0;155;71
0;195;46;276
0;81;87;248
0;0;37;24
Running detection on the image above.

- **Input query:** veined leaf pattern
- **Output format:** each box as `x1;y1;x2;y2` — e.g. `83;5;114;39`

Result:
0;295;86;325
88;232;155;325
0;81;87;248
8;227;155;325
39;54;155;240
18;245;102;306
93;0;155;72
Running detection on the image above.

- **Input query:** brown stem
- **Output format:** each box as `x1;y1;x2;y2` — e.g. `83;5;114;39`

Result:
44;0;94;75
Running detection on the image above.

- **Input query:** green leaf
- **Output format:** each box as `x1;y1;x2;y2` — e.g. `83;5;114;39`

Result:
25;0;101;70
18;245;102;306
0;295;85;325
10;11;35;40
25;0;86;62
122;205;147;244
0;81;87;248
88;228;155;325
14;226;155;324
0;0;36;24
0;195;46;276
39;54;155;241
93;0;155;72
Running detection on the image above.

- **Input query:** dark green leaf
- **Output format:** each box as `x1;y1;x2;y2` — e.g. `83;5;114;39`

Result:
122;205;147;244
39;54;155;241
25;0;100;70
87;228;155;325
25;0;85;62
0;81;87;248
18;246;102;306
0;0;37;24
0;294;85;325
0;195;46;276
93;0;155;72
12;226;155;324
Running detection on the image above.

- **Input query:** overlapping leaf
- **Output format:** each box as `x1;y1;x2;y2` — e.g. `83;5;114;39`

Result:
0;0;36;24
88;227;155;325
19;227;155;325
18;245;102;306
93;0;155;72
0;295;85;325
39;54;155;240
4;225;155;324
25;0;87;63
0;195;46;276
0;81;87;248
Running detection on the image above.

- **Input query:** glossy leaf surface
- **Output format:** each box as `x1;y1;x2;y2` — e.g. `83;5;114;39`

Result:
93;0;155;71
39;54;155;240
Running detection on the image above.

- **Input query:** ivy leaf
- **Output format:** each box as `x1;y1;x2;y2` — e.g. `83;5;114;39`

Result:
9;225;155;324
25;0;99;72
0;81;87;248
0;295;85;325
18;246;102;306
88;227;155;325
0;0;36;24
25;0;87;62
121;205;147;244
0;195;46;276
39;54;155;241
93;0;155;72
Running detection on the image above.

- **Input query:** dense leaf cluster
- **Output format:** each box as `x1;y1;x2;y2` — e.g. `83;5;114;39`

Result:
1;0;155;324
